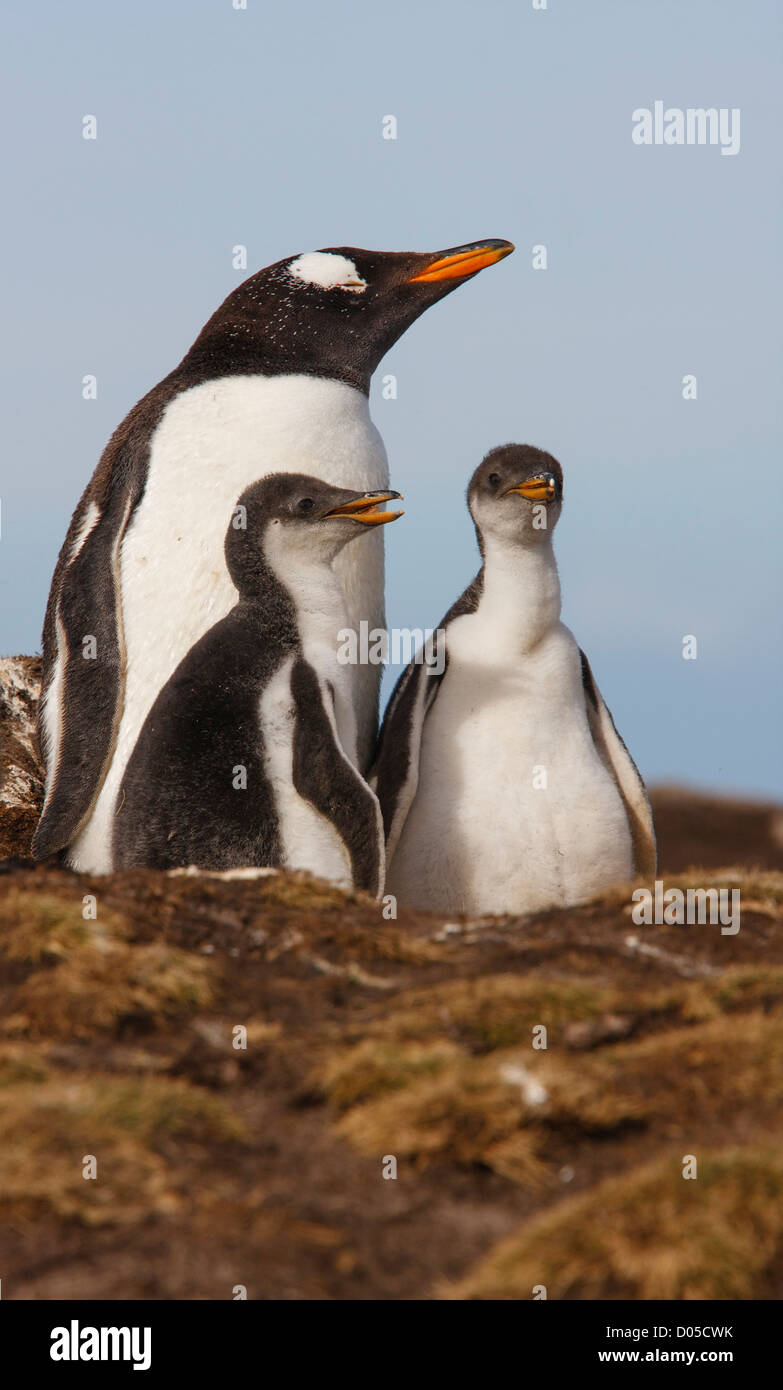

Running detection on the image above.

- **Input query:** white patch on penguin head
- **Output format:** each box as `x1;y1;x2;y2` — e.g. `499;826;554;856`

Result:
288;252;367;294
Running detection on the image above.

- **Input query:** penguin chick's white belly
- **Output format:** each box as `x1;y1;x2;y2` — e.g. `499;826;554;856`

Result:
68;374;388;874
259;654;354;890
388;621;633;916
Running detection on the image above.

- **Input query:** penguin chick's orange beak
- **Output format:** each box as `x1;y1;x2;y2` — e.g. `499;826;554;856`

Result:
409;240;515;283
505;476;557;502
324;492;404;526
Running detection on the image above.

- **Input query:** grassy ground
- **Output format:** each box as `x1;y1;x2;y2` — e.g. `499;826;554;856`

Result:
1;656;782;1299
0;845;781;1299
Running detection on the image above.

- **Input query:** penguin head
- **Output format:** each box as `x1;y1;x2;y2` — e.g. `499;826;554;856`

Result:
468;444;564;551
225;473;404;592
182;241;514;393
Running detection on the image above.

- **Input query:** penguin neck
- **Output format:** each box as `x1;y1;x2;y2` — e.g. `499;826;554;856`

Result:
176;328;372;396
478;532;562;652
272;547;359;760
265;541;351;654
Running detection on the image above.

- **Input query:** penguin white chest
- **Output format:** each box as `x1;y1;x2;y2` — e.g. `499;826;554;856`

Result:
68;374;387;874
258;655;354;890
388;619;633;916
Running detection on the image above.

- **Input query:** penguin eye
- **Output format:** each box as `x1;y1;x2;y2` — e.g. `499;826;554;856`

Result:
297;498;315;513
488;473;501;488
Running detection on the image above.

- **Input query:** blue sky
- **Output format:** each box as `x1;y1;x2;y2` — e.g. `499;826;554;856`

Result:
1;0;780;796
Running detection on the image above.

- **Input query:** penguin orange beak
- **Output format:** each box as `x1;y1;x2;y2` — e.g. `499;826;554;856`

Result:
409;240;515;284
505;476;557;502
324;491;404;526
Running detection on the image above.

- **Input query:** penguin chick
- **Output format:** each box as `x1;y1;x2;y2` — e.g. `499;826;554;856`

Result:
373;444;656;916
113;474;403;893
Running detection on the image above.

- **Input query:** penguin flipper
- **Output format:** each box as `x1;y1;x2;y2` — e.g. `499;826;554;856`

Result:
580;650;657;879
370;656;443;861
290;657;385;897
33;494;131;860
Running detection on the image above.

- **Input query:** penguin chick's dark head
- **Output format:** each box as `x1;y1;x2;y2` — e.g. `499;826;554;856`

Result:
180;241;514;394
468;444;564;551
225;473;404;594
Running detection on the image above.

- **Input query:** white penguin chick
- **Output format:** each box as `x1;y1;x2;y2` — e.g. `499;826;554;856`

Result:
373;443;656;917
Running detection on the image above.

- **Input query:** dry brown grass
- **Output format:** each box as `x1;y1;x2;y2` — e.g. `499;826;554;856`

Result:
0;886;245;1231
444;1144;783;1300
330;998;783;1187
0;847;781;1299
335;1046;641;1177
0;1064;246;1227
318;964;783;1065
0;889;212;1038
378;976;622;1051
317;1037;462;1112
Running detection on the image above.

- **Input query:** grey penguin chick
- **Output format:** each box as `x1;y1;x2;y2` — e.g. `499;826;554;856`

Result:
112;474;403;893
372;444;656;916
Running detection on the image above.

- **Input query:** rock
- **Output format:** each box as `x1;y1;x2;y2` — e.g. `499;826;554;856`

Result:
0;655;43;860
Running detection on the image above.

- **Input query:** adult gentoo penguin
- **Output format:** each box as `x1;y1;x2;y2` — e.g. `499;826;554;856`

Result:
32;238;513;871
113;473;403;891
373;444;656;916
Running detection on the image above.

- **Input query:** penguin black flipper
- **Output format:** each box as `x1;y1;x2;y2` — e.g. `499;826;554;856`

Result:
371;659;442;861
32;484;134;861
290;657;385;897
579;650;657;878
